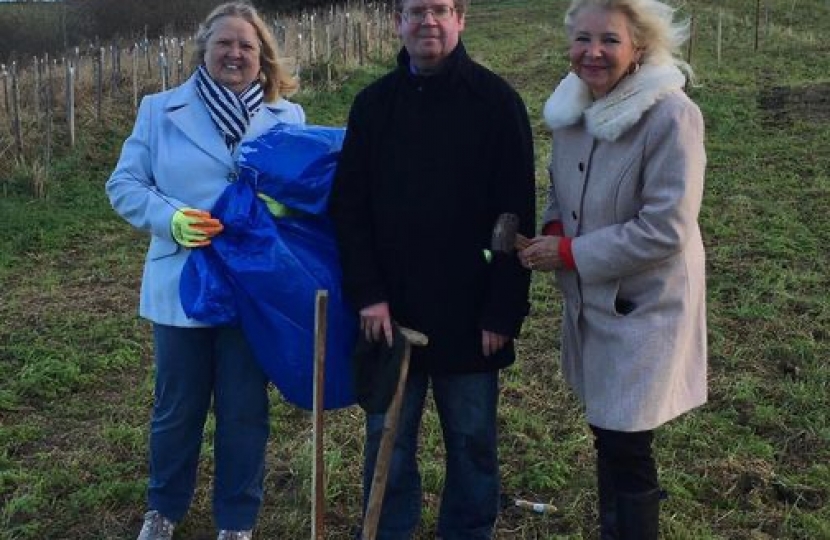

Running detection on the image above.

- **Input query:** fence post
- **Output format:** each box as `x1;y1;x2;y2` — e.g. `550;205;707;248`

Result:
96;47;104;122
47;55;55;109
325;23;332;87
2;64;8;116
357;21;364;66
33;56;41;118
309;21;317;83
11;63;23;162
110;44;119;97
66;61;76;147
754;0;761;51
45;58;53;169
342;12;349;64
376;6;384;60
717;10;723;67
159;52;168;92
686;16;695;65
145;38;152;77
133;44;139;110
178;38;185;84
311;14;317;61
297;32;303;81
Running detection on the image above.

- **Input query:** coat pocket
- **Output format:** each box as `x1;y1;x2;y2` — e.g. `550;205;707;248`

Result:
147;237;180;261
614;297;637;316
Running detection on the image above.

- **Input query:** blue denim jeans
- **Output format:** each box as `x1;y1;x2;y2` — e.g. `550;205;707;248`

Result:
362;370;500;540
148;324;270;530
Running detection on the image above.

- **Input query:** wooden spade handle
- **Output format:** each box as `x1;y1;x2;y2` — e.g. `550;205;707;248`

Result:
361;326;428;540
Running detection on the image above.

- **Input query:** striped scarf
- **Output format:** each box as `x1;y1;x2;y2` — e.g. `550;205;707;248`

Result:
195;64;264;150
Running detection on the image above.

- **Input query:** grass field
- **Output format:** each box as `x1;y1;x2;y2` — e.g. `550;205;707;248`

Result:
1;0;829;538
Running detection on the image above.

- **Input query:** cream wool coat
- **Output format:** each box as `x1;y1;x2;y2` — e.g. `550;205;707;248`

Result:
542;65;707;431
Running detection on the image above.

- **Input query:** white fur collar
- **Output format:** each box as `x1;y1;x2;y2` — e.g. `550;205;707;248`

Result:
543;64;686;141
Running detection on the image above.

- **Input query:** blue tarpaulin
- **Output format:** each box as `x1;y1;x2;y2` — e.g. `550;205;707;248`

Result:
179;124;357;410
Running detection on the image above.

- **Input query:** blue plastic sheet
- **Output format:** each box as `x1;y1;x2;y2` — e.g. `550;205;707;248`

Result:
180;124;357;410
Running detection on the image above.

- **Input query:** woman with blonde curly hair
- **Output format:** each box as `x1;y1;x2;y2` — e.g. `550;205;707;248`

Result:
520;0;706;537
107;3;304;539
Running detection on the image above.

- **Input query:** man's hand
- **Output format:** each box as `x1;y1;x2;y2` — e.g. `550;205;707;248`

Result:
482;330;509;357
170;208;223;248
360;302;394;347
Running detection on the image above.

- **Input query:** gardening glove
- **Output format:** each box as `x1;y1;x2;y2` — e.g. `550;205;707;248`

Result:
257;192;297;218
170;208;223;248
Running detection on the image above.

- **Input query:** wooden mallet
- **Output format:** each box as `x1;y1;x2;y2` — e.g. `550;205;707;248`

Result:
491;212;529;252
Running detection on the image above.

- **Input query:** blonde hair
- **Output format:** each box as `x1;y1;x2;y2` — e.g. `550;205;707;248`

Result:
193;2;298;101
564;0;693;77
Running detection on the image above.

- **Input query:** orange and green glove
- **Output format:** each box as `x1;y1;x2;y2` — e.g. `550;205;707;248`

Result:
170;208;223;248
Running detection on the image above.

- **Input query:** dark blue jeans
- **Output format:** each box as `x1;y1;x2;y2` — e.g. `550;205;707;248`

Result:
362;370;500;540
148;324;270;530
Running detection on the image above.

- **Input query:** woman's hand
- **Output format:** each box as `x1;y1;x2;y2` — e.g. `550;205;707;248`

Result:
518;235;563;272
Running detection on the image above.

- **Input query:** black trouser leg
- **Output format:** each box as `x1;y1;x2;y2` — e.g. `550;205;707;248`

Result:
617;488;660;540
596;452;617;539
590;425;659;540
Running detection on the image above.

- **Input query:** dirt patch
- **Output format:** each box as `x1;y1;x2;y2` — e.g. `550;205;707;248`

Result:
757;82;830;125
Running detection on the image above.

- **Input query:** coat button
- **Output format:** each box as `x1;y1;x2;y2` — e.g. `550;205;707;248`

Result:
578;162;585;172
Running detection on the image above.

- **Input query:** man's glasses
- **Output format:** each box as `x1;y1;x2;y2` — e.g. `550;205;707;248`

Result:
401;5;456;24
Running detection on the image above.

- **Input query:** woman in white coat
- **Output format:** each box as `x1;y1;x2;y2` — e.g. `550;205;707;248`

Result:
519;0;707;537
106;3;304;539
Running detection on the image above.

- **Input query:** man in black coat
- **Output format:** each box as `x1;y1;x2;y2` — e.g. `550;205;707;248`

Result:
329;1;535;538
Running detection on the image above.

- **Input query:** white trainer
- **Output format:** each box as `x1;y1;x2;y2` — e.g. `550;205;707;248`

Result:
137;510;176;540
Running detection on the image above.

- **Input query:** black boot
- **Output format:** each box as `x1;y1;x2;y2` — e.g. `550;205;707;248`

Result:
617;489;660;540
597;457;618;539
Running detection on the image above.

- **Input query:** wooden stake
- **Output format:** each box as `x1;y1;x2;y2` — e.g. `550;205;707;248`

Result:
2;64;9;115
686;16;695;66
754;0;761;51
45;56;53;167
11;63;22;161
33;56;41;118
132;45;138;111
717;10;723;67
311;290;328;540
66;61;75;148
96;48;103;122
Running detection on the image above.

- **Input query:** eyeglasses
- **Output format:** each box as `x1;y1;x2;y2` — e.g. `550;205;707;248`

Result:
401;5;456;24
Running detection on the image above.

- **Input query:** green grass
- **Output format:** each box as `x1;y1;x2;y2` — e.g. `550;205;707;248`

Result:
2;0;829;538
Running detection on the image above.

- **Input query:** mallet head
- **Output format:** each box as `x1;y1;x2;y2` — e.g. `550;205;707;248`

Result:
491;212;519;253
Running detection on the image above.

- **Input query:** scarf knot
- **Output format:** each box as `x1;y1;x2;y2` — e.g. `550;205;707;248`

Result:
195;65;263;150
